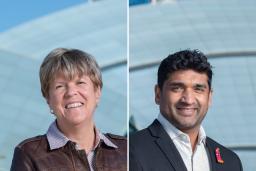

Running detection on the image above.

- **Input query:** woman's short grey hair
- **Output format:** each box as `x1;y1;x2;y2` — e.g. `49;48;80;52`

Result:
39;48;103;98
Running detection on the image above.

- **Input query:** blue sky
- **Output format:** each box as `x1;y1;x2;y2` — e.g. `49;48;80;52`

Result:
0;0;87;32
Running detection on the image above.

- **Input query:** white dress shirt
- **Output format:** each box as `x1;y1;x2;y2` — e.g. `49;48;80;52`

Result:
157;113;211;171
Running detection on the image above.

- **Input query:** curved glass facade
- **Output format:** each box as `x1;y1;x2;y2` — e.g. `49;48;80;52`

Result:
130;0;256;66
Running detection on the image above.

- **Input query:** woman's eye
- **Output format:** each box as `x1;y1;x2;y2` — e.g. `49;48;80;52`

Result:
78;81;86;85
55;85;63;89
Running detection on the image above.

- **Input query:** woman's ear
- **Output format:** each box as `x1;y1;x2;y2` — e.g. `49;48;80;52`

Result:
46;97;54;114
95;86;102;104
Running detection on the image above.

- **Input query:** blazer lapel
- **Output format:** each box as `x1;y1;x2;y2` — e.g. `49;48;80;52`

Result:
206;137;219;171
149;120;187;171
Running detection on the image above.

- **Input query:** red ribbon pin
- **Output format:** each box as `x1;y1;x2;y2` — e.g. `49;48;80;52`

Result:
215;148;224;164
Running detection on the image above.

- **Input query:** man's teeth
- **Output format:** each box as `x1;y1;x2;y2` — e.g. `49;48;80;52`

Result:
179;108;195;110
66;102;83;109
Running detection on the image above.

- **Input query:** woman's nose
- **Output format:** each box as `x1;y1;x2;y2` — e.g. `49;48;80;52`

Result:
65;85;78;97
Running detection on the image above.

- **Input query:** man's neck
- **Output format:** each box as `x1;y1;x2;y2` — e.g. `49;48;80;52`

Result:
182;127;200;152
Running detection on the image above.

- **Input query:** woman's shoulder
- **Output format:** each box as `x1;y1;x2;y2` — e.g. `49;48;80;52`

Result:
104;133;127;148
105;133;127;141
15;135;48;152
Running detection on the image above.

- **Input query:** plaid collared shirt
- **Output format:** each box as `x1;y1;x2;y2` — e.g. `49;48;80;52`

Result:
46;121;117;171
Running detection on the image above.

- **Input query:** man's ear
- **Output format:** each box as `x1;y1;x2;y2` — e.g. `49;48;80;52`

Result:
155;85;161;105
208;89;213;107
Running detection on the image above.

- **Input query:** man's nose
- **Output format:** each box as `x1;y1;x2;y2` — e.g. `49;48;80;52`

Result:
180;89;195;104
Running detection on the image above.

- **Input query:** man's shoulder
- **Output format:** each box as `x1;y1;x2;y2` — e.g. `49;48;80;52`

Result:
130;120;162;143
206;137;243;170
16;135;48;153
206;136;241;160
130;128;150;140
207;137;234;152
129;127;155;149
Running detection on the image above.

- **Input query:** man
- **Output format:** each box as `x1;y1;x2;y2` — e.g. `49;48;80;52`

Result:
129;50;243;171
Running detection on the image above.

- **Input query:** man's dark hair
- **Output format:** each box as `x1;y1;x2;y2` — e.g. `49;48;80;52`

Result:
157;49;213;90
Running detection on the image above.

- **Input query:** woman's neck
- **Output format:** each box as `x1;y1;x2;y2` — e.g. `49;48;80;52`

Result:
57;120;96;153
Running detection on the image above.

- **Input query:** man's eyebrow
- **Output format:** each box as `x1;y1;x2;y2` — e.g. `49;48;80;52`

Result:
194;83;207;89
167;82;185;86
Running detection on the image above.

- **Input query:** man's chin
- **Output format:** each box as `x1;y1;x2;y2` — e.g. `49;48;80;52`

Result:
174;121;198;132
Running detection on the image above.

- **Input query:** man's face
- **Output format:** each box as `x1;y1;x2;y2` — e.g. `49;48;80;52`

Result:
47;73;101;127
155;69;212;133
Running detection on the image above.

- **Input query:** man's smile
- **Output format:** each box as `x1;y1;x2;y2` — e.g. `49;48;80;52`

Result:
176;107;197;116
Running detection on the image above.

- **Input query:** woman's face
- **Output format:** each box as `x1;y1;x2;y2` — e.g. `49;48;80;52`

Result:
47;73;101;127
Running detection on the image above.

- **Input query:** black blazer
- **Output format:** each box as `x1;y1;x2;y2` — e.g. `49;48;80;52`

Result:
130;120;243;171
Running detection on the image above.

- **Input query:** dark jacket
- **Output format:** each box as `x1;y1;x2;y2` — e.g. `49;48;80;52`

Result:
11;134;127;171
130;120;243;171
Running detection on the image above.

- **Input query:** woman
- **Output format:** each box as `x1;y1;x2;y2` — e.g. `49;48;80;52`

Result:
11;48;127;171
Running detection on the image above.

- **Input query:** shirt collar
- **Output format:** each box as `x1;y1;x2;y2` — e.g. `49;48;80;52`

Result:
46;121;117;150
97;129;118;148
157;113;206;144
198;125;207;144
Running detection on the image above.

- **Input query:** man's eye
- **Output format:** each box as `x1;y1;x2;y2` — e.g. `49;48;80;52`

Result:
195;87;205;92
171;86;183;92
